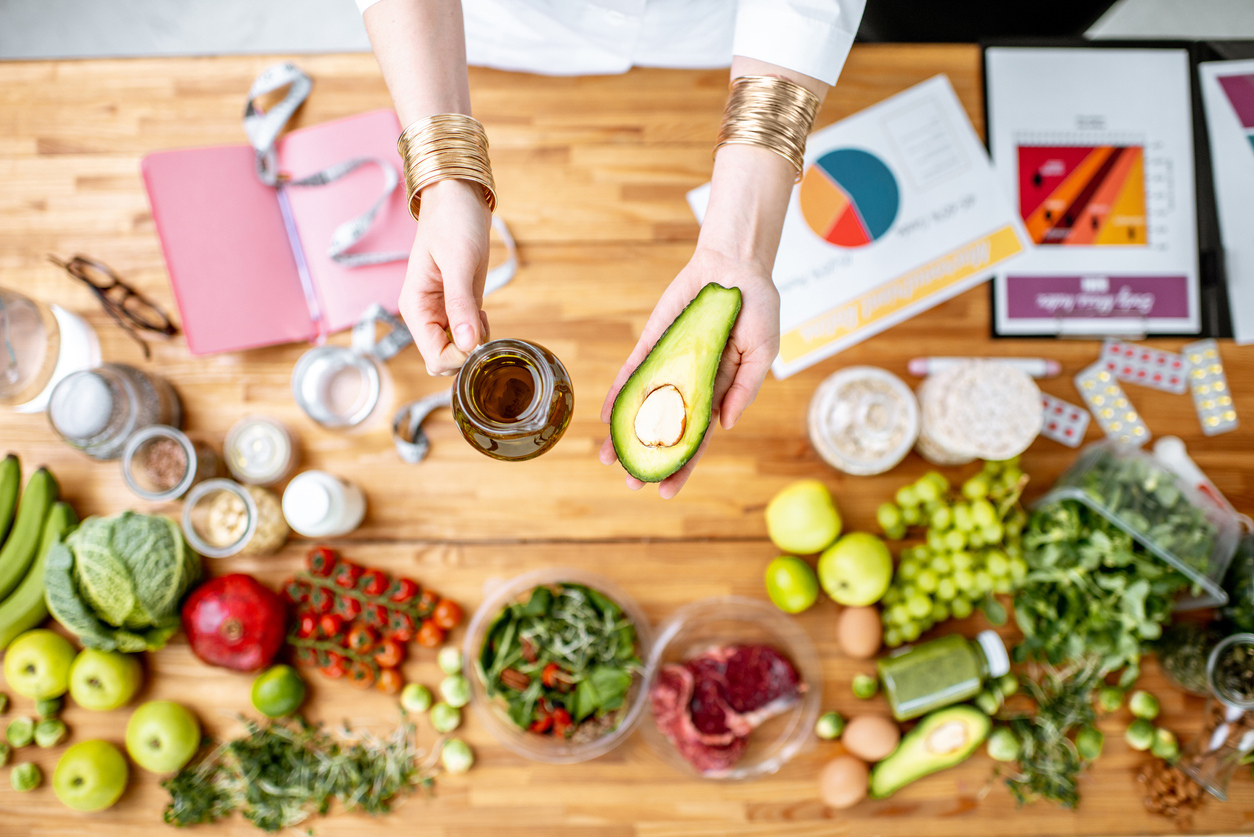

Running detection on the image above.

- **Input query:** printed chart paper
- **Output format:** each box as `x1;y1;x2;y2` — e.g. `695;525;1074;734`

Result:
985;48;1199;336
1199;59;1254;344
688;75;1028;378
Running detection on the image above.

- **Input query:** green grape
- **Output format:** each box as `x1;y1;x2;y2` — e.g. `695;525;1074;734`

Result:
953;568;976;593
888;604;910;626
923;470;949;493
971;499;997;528
973;570;993;595
936;578;957;601
1000;469;1024;493
993;577;1014;594
929;505;952;531
881;586;902;606
930;601;950;623
906;594;931;619
962;475;990;500
1009;557;1028;583
883;627;903;648
981;522;1005;544
915;478;941;504
1005;508;1027;535
930;554;952;575
951;550;974;570
886;523;907;541
1005;542;1023;561
902;621;922;642
896;485;920;508
877;503;904;533
968;529;986;549
916;569;939;593
953;504;974;532
943;530;966;552
951;596;974;619
902;505;923;526
897;560;920;581
985;551;1009;578
926;528;946;552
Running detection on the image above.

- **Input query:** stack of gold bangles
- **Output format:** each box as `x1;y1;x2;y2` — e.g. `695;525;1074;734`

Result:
714;75;821;182
397;113;497;220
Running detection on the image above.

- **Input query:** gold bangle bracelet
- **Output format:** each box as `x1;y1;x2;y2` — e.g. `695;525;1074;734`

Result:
397;113;497;220
714;75;821;182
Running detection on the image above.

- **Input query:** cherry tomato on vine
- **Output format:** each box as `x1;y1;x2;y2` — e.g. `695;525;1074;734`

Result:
296;614;318;639
359;569;389;597
373;638;405;668
388;577;419;604
347;660;378;689
307;546;339;576
376;668;403;695
347;625;378;654
416;619;445;648
319;613;345;638
432;599;463;631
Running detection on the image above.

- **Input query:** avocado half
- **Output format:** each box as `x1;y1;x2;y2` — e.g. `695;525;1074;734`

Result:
869;705;990;798
610;283;743;482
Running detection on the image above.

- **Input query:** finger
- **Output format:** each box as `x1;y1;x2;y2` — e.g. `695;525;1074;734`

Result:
657;411;718;499
479;309;491;342
401;261;464;377
441;245;488;353
598;435;618;466
626;476;645;491
720;346;773;430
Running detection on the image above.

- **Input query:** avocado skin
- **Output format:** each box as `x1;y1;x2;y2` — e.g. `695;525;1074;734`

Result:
868;705;990;798
610;283;742;482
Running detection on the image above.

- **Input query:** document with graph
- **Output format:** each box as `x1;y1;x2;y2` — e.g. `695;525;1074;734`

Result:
985;47;1200;336
688;75;1029;379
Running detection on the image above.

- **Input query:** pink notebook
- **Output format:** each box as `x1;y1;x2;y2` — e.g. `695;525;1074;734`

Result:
142;109;415;355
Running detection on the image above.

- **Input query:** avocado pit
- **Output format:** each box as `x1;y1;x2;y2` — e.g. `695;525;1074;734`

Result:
634;385;687;447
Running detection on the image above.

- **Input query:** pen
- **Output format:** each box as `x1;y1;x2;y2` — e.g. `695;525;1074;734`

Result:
908;357;1062;379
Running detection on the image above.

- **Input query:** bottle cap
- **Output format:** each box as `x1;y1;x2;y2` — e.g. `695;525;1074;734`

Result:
976;630;1010;678
50;370;113;440
283;472;335;536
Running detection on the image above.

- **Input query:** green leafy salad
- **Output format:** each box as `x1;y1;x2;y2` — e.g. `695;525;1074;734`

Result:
477;583;642;740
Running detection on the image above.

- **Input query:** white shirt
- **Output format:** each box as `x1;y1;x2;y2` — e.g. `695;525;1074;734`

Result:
357;0;864;86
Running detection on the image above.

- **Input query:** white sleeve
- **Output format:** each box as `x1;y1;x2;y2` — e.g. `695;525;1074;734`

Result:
357;0;384;13
732;0;866;86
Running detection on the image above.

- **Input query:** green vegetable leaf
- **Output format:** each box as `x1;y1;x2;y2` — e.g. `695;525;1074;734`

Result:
43;541;120;651
981;595;1008;626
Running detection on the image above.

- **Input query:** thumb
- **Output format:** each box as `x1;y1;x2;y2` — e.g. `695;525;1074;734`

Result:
441;247;487;353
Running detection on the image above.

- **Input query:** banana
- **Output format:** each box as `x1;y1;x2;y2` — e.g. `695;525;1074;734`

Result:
0;500;76;650
0;455;20;547
0;468;57;601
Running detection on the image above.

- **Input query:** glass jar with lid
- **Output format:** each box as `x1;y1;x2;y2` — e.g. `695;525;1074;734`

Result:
48;364;181;460
224;415;297;485
182;479;289;558
877;630;1010;721
121;425;222;502
1179;632;1254;800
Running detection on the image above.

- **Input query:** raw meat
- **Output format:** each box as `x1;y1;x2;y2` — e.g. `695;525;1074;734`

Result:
649;644;804;775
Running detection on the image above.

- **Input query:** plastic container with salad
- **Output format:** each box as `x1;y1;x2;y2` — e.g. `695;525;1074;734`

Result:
465;569;652;764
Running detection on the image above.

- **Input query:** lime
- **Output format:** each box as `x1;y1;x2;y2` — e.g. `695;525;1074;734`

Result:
251;665;307;718
764;555;819;613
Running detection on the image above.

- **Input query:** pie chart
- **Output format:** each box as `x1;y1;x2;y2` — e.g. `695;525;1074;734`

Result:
800;148;900;247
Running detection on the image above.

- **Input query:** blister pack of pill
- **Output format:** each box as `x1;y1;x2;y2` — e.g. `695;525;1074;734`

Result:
1074;363;1150;446
1101;340;1188;394
1184;339;1239;436
1039;392;1090;448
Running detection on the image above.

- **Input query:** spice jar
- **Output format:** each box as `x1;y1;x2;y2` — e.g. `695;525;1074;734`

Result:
48;363;181;460
121;425;221;502
877;631;1010;721
224;415;297;485
182;479;289;558
282;470;366;538
1179;632;1254;800
452;339;573;461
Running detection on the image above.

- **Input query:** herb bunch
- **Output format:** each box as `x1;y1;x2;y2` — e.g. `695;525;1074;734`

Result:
162;716;432;832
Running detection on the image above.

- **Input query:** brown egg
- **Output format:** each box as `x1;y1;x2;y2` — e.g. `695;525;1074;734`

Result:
841;714;901;762
836;606;882;659
819;755;869;809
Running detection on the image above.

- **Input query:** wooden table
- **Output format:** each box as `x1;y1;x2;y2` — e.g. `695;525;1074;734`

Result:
1;44;1253;836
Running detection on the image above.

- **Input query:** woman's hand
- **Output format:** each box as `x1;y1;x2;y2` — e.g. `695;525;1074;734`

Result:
398;178;493;376
598;246;780;499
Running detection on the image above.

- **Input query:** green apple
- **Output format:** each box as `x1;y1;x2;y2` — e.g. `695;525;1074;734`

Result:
765;480;841;554
52;740;128;811
125;700;200;773
763;555;819;613
818;533;893;606
69;649;142;711
3;629;76;699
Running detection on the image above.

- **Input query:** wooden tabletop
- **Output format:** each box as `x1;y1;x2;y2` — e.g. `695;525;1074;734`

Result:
1;44;1253;836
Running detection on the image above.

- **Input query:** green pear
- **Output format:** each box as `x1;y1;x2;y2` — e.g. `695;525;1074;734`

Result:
766;480;841;554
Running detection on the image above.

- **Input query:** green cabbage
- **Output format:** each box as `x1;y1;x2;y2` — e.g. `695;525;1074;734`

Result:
44;512;201;652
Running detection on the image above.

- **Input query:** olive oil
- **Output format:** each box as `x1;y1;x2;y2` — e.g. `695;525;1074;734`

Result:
453;339;573;461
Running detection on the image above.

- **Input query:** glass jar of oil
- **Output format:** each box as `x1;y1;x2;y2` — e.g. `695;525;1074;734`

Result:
452;339;573;461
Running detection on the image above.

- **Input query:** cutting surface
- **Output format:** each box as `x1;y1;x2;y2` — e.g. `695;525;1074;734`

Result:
1;45;1253;835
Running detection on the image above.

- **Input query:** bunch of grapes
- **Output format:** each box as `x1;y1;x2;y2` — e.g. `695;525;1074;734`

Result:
875;459;1029;647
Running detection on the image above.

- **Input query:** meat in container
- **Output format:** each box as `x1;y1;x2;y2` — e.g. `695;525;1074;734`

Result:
641;596;822;780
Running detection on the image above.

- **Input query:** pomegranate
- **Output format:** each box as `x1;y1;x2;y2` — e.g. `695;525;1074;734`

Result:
182;574;287;672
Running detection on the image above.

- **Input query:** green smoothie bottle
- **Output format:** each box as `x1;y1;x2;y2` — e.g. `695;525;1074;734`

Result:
878;630;1009;721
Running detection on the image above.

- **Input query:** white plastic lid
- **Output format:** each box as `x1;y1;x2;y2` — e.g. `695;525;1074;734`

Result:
976;630;1010;678
50;371;113;439
283;471;335;536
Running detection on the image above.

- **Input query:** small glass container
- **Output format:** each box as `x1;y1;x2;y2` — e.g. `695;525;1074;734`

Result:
182;479;288;558
121;425;221;502
282;470;366;538
452;339;573;461
877;631;1009;722
224;416;297;485
48;363;181;460
808;366;919;476
1179;633;1254;800
292;345;389;429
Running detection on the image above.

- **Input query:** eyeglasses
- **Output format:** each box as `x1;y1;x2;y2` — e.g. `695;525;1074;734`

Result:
48;255;178;359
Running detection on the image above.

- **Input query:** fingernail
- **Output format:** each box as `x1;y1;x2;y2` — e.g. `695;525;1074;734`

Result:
454;324;475;351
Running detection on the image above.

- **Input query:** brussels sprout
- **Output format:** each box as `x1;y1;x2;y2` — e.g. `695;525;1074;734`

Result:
35;697;62;719
440;738;475;774
401;683;433;714
986;727;1020;761
1097;686;1123;713
6;717;34;748
1129;690;1160;721
1151;727;1179;762
10;762;41;792
1126;718;1156;751
997;673;1019;699
851;674;878;700
1075;726;1104;761
815;711;846;740
0;742;10;766
440;675;471;709
975;689;1002;716
438;647;464;676
34;719;67;748
430;702;461;734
